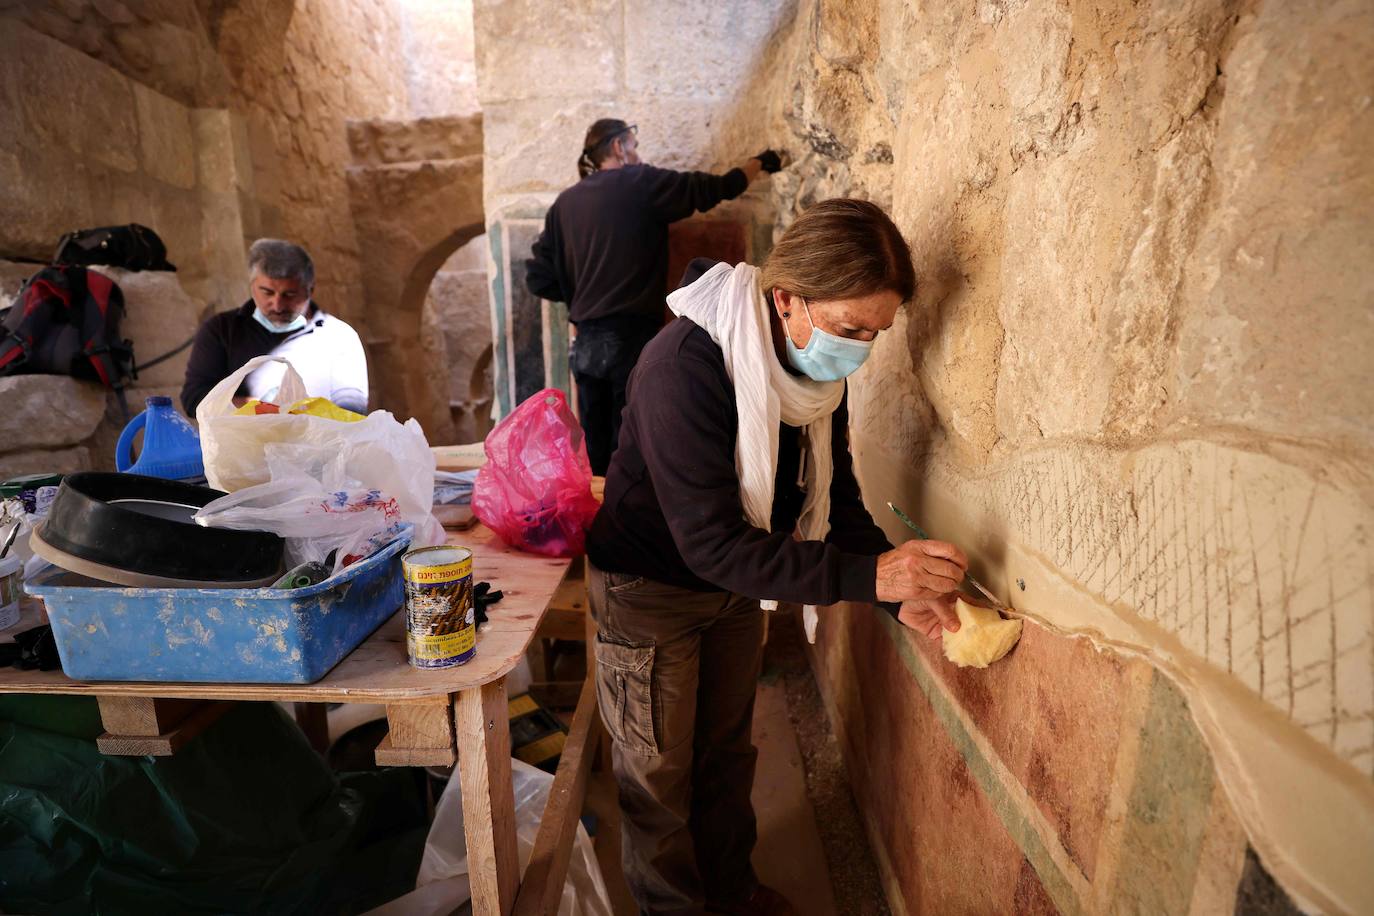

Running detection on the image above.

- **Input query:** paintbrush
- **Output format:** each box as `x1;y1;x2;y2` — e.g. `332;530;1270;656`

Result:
886;502;1008;611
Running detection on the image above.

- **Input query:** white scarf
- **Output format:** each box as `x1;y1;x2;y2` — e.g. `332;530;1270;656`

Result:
666;262;845;640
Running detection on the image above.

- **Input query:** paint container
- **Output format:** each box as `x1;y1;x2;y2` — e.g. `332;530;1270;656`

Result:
0;552;21;631
402;545;476;669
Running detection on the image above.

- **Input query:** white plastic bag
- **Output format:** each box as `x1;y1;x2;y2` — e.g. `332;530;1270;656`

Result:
194;459;413;574
194;356;444;566
365;758;612;916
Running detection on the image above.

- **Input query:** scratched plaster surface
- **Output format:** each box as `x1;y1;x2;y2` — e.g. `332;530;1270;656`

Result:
866;438;1374;774
757;0;1374;778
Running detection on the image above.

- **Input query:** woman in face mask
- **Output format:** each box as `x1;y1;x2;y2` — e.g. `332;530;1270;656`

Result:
583;198;970;916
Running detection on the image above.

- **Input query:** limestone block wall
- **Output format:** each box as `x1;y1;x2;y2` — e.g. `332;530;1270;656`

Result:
0;0;230;108
472;0;790;414
0;0;411;322
395;0;480;118
345;113;485;442
211;0;408;338
421;236;494;443
1;1;488;444
746;1;1372;913
0;21;247;319
0;375;106;478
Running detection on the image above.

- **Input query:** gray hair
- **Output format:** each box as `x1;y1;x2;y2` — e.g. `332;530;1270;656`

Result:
247;238;315;289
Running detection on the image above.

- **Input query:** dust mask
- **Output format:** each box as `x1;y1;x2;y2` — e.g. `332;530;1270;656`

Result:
252;307;308;334
783;297;874;381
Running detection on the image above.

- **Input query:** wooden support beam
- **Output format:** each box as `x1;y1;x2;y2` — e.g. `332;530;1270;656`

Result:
293;703;330;754
589;705;617;841
386;701;454;748
374;733;456;767
96;700;232;756
455;678;519;916
373;701;457;766
97;695;201;736
514;676;602;916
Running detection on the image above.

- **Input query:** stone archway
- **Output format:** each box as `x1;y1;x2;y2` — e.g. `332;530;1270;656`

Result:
421;234;494;443
346;113;484;442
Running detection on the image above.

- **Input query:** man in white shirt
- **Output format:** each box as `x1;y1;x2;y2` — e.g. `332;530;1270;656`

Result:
181;239;369;415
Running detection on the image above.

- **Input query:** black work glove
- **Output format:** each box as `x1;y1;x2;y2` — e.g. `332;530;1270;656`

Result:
753;149;783;173
0;625;61;671
473;581;505;626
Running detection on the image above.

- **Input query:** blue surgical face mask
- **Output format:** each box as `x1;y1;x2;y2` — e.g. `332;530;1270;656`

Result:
252;307;308;334
783;297;875;381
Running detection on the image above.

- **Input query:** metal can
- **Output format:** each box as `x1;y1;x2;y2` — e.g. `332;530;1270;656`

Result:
402;545;476;669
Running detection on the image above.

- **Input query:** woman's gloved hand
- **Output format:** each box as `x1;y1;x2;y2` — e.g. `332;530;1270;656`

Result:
753;149;784;173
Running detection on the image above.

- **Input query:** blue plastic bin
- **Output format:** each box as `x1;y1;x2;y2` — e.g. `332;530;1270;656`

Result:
25;532;412;684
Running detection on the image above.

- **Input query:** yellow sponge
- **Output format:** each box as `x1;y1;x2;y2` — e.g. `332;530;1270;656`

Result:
942;597;1022;668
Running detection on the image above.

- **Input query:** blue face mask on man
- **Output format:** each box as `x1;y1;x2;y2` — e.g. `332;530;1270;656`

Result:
252;307;309;334
783;297;875;381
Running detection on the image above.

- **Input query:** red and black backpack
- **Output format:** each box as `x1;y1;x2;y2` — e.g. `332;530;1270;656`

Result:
0;265;136;407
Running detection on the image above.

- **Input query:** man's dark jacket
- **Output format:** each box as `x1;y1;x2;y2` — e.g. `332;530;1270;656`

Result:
525;163;748;329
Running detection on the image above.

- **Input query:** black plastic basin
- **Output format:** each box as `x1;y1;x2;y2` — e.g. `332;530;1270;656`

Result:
39;472;283;584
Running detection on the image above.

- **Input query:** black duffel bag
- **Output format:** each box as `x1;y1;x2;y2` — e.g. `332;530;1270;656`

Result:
53;223;176;272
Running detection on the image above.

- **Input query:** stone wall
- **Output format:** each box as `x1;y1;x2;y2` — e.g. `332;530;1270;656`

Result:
395;0;480;118
421;236;494;442
472;0;1370;911
210;0;408;337
1;1;487;447
345;113;485;441
0;19;246;320
750;1;1372;913
0;0;411;328
471;0;791;413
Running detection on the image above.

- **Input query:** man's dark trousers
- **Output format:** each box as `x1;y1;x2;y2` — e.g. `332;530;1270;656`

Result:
571;322;657;475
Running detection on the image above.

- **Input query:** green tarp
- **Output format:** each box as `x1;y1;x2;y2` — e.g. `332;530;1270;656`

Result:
0;697;427;915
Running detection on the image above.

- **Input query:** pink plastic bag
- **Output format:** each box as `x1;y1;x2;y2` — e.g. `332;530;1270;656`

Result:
473;389;601;557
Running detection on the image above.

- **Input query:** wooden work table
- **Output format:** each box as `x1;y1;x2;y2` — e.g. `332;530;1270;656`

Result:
0;520;598;916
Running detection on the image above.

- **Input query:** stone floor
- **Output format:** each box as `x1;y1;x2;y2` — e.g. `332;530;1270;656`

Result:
748;679;839;914
762;610;890;916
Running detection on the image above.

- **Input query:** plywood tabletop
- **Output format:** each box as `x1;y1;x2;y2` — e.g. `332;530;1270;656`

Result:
0;524;572;704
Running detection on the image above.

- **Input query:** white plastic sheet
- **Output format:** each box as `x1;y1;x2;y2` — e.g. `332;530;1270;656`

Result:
365;758;612;916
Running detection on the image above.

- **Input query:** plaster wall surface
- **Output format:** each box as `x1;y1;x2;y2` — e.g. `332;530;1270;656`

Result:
748;0;1373;912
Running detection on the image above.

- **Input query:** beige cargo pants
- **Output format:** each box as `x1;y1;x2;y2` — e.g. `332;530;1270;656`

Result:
588;563;765;916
